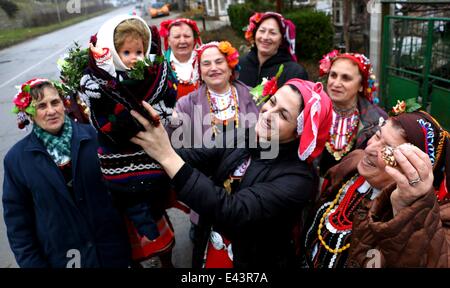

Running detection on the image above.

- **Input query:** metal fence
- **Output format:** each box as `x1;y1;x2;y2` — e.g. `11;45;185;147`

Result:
381;15;450;129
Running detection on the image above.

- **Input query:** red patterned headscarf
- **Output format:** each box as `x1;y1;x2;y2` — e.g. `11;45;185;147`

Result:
159;18;202;51
285;79;333;162
319;50;377;103
244;12;297;62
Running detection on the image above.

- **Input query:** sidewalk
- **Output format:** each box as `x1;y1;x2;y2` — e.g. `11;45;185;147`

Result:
195;15;230;32
144;13;230;33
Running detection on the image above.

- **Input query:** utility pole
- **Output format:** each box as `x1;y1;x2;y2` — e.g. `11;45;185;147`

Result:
202;0;206;31
55;0;62;23
343;0;350;52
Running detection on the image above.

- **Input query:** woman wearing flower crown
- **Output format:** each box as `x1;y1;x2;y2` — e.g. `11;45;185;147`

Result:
302;102;450;267
317;50;387;176
174;41;259;146
238;12;308;88
160;18;202;100
130;78;333;268
3;79;130;267
170;40;259;267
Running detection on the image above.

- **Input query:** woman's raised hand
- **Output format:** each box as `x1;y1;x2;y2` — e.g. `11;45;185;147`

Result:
385;143;434;215
130;101;173;164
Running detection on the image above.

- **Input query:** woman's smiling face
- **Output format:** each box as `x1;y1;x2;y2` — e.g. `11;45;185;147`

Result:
255;85;302;143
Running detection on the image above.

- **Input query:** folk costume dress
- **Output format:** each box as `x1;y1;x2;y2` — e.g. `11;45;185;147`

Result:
164;49;199;100
319;97;387;176
171;79;333;268
318;50;387;176
79;15;176;261
159;18;202;100
303;150;381;268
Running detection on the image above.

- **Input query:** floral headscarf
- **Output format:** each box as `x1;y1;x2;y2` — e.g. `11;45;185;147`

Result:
159;18;202;51
244;12;297;62
319;50;377;103
12;78;52;129
392;110;450;202
194;41;240;81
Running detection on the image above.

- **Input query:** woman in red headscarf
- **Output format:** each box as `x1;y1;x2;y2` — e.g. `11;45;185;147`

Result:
239;12;308;88
160;18;202;99
302;105;450;267
318;50;387;176
129;78;333;268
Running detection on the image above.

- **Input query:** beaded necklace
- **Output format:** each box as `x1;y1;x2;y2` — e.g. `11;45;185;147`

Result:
209;89;233;115
317;175;369;255
325;109;360;161
206;86;239;137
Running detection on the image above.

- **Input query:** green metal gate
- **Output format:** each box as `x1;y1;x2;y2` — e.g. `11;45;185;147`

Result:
381;15;450;129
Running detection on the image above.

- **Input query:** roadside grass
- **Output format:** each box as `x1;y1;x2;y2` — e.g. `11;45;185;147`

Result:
0;8;114;50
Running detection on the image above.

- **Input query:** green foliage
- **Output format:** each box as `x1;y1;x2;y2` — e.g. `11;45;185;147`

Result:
128;58;153;80
227;1;275;36
285;9;334;61
58;42;89;94
128;55;164;80
405;97;421;113
227;4;253;35
0;0;19;18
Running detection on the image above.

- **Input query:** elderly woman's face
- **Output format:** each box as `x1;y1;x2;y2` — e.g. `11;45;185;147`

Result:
255;85;302;143
357;119;407;189
32;86;65;135
200;47;232;91
327;58;363;108
255;17;283;58
168;23;195;61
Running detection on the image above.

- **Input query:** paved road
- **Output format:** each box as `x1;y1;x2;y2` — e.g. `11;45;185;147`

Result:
0;6;192;268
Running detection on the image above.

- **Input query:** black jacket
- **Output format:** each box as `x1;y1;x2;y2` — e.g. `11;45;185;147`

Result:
238;47;308;88
3;121;130;267
172;133;314;268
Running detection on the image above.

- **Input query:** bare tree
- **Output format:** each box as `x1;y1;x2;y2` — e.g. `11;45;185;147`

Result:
276;0;282;13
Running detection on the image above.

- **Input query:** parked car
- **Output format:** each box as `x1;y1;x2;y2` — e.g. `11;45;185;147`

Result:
149;2;170;18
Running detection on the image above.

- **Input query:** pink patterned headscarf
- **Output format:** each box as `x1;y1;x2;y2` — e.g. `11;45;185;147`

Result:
245;12;297;62
285;79;333;162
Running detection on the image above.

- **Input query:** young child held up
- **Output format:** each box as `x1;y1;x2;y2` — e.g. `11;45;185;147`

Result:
79;14;177;266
